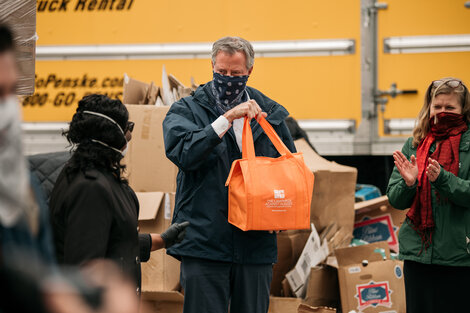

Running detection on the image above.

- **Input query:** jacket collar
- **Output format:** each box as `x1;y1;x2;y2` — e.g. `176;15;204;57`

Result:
460;125;470;152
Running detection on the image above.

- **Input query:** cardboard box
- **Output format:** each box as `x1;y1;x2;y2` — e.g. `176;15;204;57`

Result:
271;230;311;296
320;222;353;253
298;304;336;313
137;192;180;292
304;265;340;309
294;139;357;235
354;196;408;252
0;0;36;95
269;296;302;313
124;105;177;193
123;74;163;106
282;278;295;297
269;298;337;313
335;242;405;313
168;74;193;100
141;291;183;313
286;224;329;298
161;65;176;106
123;74;150;104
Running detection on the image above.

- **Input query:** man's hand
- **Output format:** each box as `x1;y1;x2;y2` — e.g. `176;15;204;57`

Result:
393;150;418;186
160;221;190;248
223;99;267;123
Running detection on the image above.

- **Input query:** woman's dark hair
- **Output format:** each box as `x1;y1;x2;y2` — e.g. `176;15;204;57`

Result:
64;94;129;182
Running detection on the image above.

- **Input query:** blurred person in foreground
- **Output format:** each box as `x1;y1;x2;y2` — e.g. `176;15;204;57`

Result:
49;94;189;292
0;24;55;265
0;21;56;313
387;77;470;313
163;36;295;313
0;23;139;313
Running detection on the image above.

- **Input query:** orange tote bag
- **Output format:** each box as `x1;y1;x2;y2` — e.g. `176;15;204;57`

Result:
225;116;314;231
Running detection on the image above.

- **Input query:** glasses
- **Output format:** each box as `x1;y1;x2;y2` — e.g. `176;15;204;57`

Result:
427;79;468;104
432;79;463;89
125;121;135;133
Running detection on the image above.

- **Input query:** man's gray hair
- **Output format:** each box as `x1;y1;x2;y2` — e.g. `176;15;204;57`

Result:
211;36;255;70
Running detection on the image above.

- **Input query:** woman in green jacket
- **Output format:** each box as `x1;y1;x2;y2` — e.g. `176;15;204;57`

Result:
387;77;470;313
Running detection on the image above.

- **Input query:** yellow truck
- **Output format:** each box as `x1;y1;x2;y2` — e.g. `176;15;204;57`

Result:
24;0;470;163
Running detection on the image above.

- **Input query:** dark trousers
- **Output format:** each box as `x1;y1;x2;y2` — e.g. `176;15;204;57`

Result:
404;260;470;313
180;257;272;313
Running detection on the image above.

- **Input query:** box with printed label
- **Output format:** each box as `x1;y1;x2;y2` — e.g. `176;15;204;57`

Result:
137;192;180;292
335;241;405;313
354;196;408;252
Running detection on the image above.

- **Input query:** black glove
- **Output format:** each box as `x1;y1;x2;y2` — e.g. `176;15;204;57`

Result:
161;221;190;248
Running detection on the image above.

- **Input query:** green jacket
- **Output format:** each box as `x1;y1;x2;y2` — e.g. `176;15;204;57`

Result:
387;128;470;266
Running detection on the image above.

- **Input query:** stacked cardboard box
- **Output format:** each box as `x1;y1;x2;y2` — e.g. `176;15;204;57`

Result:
122;73;191;313
270;140;409;313
276;237;405;313
128;110;183;312
269;139;357;312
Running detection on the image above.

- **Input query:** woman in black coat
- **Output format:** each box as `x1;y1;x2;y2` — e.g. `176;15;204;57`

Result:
49;94;188;290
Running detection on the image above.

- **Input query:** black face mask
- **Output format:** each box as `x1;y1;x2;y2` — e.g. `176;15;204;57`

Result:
211;72;249;112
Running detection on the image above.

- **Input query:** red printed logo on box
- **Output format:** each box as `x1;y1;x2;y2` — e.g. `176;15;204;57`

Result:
354;214;398;251
355;281;393;311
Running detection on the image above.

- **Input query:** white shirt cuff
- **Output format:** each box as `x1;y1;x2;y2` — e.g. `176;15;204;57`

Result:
211;115;231;138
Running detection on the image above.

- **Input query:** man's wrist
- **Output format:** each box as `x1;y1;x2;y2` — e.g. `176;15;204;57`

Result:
223;111;234;123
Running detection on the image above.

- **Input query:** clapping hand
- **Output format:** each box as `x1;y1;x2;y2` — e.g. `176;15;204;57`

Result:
393;150;418;186
426;158;441;182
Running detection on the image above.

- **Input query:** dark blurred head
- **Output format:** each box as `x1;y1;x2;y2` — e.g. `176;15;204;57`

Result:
67;94;128;150
65;94;129;181
0;24;17;99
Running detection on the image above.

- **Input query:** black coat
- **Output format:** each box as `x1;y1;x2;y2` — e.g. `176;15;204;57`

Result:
28;151;70;203
163;83;296;264
49;166;151;290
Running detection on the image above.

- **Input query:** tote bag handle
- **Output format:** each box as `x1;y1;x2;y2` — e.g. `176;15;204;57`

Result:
242;116;293;160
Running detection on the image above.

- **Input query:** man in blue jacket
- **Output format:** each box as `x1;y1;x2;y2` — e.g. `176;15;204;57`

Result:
163;36;296;313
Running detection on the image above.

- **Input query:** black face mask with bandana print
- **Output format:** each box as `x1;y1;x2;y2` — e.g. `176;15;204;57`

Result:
211;72;249;113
